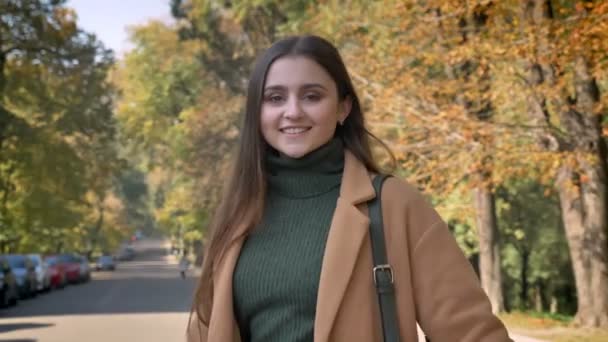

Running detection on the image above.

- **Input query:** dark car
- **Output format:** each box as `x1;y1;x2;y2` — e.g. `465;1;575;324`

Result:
5;254;37;299
0;257;19;307
116;246;135;261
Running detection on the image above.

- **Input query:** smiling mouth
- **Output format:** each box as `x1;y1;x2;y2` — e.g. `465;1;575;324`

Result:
280;127;311;134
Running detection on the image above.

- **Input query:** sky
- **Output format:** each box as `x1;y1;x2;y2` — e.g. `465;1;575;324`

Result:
67;0;174;57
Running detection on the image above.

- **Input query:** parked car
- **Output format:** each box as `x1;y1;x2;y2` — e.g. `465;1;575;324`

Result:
116;246;135;261
44;256;67;289
0;257;19;307
28;254;51;292
5;254;37;299
45;254;81;284
76;255;91;282
95;255;116;271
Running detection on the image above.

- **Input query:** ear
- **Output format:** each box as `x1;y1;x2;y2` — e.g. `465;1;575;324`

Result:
339;96;353;123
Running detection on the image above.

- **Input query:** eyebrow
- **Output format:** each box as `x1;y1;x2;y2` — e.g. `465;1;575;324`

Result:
263;83;328;92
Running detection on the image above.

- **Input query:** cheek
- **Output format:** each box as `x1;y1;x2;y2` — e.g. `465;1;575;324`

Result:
260;107;277;137
310;103;339;127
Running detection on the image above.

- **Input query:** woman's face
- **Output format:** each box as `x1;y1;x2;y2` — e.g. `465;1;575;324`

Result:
260;56;351;159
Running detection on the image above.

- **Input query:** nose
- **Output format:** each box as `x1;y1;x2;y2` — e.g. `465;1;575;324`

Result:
283;96;303;120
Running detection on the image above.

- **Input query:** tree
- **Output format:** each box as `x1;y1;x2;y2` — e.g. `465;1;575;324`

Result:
1;0;127;254
113;19;241;250
1;0;108;142
170;0;312;93
516;0;608;326
497;179;573;313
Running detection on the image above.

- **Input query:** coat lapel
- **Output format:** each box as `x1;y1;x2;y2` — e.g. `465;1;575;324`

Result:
314;151;375;342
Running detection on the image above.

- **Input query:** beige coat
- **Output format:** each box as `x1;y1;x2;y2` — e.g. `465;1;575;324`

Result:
188;150;513;342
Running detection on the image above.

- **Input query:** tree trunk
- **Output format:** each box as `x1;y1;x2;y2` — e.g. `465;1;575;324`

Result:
534;281;546;312
87;203;105;260
0;48;7;148
435;3;505;314
55;241;63;254
472;180;505;314
520;249;530;310
578;158;608;325
563;56;608;327
557;161;608;326
556;166;591;315
550;295;558;314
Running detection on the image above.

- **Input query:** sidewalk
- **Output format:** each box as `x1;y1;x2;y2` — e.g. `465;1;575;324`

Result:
510;333;547;342
415;325;545;342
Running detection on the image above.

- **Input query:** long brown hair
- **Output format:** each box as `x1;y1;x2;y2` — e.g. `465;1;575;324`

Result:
190;34;393;329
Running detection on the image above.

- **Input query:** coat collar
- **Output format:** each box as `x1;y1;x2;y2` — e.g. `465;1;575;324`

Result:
208;150;375;342
314;150;374;341
339;150;376;205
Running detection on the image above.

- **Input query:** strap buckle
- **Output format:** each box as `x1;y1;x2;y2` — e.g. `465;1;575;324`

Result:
373;264;394;285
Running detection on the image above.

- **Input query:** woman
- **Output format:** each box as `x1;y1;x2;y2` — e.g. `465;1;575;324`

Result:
188;35;512;342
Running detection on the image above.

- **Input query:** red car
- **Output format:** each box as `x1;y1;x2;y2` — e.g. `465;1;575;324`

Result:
45;255;80;284
44;256;67;289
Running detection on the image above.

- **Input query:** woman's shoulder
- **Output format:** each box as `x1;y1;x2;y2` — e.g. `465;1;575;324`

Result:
380;174;429;207
378;174;445;233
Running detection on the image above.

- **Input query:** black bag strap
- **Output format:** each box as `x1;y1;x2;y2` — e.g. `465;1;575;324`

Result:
369;174;401;342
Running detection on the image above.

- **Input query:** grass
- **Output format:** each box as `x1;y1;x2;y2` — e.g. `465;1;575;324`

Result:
500;311;608;342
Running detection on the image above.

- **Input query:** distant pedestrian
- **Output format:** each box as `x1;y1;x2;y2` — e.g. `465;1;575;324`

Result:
187;35;513;342
179;255;190;279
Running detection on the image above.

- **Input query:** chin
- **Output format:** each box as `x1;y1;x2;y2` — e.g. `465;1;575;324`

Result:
274;143;315;159
271;137;328;158
279;149;310;159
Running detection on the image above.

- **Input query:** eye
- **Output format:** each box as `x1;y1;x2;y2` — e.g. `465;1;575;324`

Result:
264;93;285;103
303;93;321;102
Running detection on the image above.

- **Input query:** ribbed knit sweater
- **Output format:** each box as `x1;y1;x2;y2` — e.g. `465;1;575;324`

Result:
232;138;344;342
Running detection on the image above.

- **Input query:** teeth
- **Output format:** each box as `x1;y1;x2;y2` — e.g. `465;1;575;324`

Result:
282;127;309;134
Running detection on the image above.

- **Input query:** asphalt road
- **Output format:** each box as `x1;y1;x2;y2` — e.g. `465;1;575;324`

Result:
0;238;197;342
0;238;543;342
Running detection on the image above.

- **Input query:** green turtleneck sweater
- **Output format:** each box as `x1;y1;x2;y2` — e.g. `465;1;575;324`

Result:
233;138;344;342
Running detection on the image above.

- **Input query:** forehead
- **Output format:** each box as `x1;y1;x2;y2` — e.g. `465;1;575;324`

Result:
264;56;335;90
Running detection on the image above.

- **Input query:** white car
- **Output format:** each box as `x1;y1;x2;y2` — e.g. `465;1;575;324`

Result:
76;255;91;282
95;255;116;271
28;254;51;292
